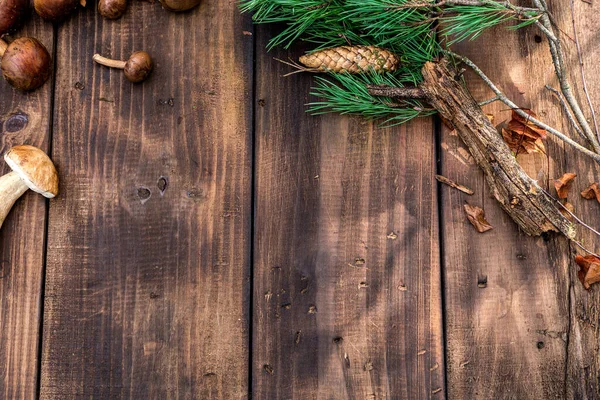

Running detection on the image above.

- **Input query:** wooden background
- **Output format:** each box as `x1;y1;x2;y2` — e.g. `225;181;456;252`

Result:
0;0;598;398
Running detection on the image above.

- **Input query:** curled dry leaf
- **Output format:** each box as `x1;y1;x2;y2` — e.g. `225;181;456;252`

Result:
581;183;600;202
575;255;600;289
463;204;493;233
554;173;577;199
509;109;547;139
502;128;545;155
501;109;547;155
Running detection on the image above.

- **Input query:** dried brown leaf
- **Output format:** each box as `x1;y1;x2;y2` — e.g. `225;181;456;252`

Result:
507;120;541;140
463;204;493;233
510;109;547;139
501;128;545;155
581;183;600;202
554;173;577;199
575;255;600;289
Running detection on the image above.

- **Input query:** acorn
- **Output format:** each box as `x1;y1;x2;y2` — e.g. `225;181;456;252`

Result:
98;0;127;19
0;37;52;91
34;0;80;22
0;0;30;36
159;0;199;12
93;51;153;83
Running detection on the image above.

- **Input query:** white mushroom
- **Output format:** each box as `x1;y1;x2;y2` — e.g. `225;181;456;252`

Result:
0;145;58;229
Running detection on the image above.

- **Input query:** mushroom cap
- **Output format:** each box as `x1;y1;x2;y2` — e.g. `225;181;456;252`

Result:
1;37;52;91
124;51;153;83
159;0;200;12
98;0;127;19
34;0;78;22
0;0;30;36
4;145;58;198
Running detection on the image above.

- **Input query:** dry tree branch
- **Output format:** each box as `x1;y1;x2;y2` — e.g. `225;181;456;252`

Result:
442;51;600;164
569;0;599;142
479;96;501;106
545;84;586;141
533;0;600;153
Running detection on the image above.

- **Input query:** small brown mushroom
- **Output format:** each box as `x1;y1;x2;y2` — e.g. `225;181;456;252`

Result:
93;51;153;83
0;145;58;230
0;0;30;36
34;0;80;22
98;0;127;19
159;0;200;12
0;37;52;91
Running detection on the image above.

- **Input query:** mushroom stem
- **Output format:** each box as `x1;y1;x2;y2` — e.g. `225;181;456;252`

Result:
0;40;8;57
0;171;30;229
93;54;126;69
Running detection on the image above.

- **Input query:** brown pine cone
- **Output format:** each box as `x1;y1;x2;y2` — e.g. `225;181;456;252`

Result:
299;46;399;73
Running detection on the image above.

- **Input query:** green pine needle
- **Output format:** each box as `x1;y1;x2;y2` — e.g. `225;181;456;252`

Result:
442;4;540;45
241;0;544;125
308;71;433;126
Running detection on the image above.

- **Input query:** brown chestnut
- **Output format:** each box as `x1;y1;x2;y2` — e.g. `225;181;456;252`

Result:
93;51;153;83
0;37;51;91
159;0;199;12
98;0;127;19
0;0;30;36
34;0;80;22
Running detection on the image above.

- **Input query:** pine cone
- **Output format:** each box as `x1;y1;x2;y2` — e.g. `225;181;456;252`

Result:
299;46;399;73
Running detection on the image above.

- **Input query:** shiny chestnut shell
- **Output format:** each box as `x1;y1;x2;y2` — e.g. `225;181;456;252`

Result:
1;37;51;91
159;0;199;12
124;51;153;83
98;0;127;19
0;0;30;36
34;0;79;22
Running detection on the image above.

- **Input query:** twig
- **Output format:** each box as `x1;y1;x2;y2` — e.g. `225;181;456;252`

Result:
571;239;600;259
545;85;586;141
435;175;474;195
479;96;500;106
367;85;426;99
570;0;599;142
533;20;557;42
537;186;600;257
533;0;600;153
443;50;600;164
397;0;540;13
540;186;600;238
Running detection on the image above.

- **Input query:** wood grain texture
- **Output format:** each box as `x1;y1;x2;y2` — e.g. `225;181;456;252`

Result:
39;1;253;398
549;1;600;398
441;14;574;400
0;17;54;400
253;26;445;399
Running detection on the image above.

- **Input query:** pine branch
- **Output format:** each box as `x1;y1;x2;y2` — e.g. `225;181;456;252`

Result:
241;0;541;62
308;71;433;125
366;85;426;99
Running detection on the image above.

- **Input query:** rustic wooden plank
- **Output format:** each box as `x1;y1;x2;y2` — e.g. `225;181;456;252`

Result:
39;2;253;398
253;27;445;399
441;17;574;400
550;1;600;398
0;18;54;399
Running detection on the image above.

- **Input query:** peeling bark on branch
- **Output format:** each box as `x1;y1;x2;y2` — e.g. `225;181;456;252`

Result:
368;59;575;238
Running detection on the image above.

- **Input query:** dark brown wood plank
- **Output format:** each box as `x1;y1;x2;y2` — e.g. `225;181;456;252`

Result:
253;27;445;399
0;18;54;400
40;2;253;398
441;16;574;400
550;1;600;397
